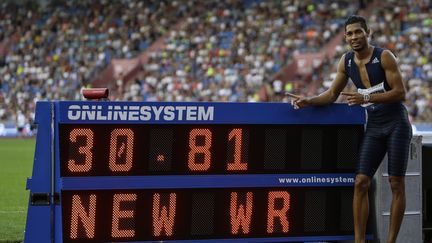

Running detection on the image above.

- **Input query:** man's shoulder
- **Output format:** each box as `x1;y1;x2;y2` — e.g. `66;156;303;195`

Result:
343;50;355;59
374;46;397;59
342;51;354;69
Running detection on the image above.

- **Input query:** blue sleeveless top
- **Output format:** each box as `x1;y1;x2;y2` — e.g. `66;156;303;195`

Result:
344;47;404;120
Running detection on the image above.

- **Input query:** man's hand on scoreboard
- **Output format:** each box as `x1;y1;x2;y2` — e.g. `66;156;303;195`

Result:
285;92;309;110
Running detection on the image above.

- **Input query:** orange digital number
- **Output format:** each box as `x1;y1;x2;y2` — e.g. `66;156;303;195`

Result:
109;128;134;172
68;128;94;172
227;128;247;171
187;129;212;171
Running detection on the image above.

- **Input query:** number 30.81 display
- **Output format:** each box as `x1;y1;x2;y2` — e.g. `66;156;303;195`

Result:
61;126;251;175
60;124;362;176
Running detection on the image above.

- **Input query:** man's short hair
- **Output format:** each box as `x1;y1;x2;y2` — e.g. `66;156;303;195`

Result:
344;15;369;32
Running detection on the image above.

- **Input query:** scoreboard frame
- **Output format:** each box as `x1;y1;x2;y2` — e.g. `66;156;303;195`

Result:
24;101;373;242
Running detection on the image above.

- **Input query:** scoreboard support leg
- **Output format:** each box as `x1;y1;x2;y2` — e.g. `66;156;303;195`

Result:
24;102;54;243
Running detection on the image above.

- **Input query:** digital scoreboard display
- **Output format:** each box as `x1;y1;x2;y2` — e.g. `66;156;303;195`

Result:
25;101;371;243
61;188;355;242
59;124;362;176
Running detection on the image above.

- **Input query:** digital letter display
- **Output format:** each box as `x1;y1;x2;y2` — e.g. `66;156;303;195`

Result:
62;188;355;242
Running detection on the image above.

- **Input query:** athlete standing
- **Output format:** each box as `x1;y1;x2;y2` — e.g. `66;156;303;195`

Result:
288;15;412;243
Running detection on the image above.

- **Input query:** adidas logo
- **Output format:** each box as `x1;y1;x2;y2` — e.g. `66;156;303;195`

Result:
371;57;379;64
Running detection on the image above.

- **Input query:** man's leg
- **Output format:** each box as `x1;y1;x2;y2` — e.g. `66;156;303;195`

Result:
353;174;371;243
387;176;406;243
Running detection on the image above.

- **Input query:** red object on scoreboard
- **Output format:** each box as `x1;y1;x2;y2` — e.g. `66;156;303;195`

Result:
82;88;109;100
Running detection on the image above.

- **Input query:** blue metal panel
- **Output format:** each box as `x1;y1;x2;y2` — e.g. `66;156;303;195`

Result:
23;206;52;243
57;102;365;125
54;205;62;243
24;101;53;243
61;173;356;190
54;100;63;243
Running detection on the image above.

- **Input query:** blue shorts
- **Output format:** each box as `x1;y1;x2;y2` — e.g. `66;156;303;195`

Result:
356;108;412;177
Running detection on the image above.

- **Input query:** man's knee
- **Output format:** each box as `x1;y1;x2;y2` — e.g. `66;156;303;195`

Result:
355;174;371;192
388;176;405;194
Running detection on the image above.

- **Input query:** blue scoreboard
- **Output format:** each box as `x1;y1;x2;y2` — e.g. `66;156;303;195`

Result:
24;101;372;242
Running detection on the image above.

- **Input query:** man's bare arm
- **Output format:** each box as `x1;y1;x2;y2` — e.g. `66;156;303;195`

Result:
368;50;406;103
302;54;349;106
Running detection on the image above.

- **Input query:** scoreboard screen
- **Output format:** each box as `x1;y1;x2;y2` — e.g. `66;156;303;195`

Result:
62;188;355;242
25;101;372;243
59;124;362;176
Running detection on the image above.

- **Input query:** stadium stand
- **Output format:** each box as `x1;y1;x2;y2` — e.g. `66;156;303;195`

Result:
0;0;194;135
0;0;431;136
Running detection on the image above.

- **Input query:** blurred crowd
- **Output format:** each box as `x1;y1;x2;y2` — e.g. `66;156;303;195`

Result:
0;0;192;131
373;0;432;121
122;0;355;103
0;0;431;136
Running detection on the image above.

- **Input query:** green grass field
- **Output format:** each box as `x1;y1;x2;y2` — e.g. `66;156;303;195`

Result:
0;138;35;243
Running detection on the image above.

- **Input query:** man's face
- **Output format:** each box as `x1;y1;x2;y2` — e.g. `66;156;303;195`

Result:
345;23;369;52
